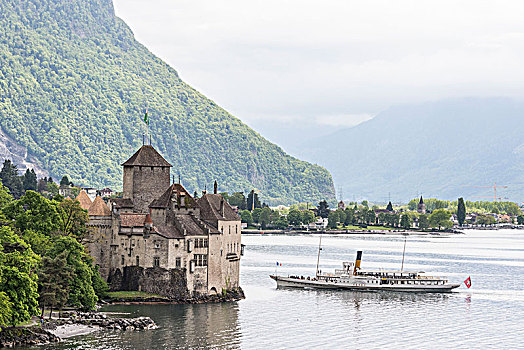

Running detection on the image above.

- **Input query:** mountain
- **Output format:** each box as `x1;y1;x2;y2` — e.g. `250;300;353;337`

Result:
0;0;335;205
297;98;524;203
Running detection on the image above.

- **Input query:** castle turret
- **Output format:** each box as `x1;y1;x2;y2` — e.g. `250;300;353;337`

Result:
122;145;172;213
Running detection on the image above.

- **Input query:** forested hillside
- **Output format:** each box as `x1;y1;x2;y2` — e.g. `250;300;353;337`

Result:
298;98;524;202
0;0;335;205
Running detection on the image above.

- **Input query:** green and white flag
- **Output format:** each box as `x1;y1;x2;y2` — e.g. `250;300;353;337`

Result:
144;108;149;125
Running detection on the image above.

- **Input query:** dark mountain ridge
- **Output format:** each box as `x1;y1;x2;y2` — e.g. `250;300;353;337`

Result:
0;0;335;204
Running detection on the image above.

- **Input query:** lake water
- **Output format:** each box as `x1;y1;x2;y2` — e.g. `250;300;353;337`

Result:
37;230;524;349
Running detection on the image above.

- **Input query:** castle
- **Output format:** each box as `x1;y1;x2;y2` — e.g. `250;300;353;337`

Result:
78;145;242;298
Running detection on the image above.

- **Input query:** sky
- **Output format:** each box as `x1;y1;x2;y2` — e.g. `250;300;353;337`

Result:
113;0;524;152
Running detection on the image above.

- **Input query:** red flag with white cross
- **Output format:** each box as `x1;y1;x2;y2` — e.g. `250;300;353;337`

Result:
464;276;472;288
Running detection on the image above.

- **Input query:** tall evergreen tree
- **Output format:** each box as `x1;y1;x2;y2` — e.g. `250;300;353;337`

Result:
318;200;330;218
22;169;37;192
0;160;22;198
386;201;394;211
60;176;71;187
39;251;73;318
457;198;466;226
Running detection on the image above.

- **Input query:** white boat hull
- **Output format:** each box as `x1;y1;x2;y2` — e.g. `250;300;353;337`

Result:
270;275;460;293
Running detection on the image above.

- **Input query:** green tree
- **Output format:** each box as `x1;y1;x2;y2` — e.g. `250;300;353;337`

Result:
0;292;13;327
47;182;60;198
240;210;253;226
287;209;303;226
418;214;429;230
60;176;71;187
366;209;376;224
429;209;453;230
318;200;330;218
301;210;316;225
252;208;262;223
3;191;61;235
477;214;496;226
457;198;466;226
344;208;354;225
46;236;98;311
328;211;338;229
22;169;37;192
228;192;247;210
0;160;22;198
335;209;346;225
361;200;369;208
259;207;272;229
0;227;40;326
39;251;73;318
37;178;48;193
400;214;412;229
57;198;89;240
517;215;524;225
273;216;289;230
91;264;109;300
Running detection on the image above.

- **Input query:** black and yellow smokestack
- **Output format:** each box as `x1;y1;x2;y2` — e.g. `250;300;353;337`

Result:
353;251;362;275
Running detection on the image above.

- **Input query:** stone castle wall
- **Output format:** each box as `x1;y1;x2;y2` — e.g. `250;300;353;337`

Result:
108;266;190;300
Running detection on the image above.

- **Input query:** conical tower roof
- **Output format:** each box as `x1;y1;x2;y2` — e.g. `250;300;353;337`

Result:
75;190;92;210
88;196;111;216
122;145;172;167
419;196;424;204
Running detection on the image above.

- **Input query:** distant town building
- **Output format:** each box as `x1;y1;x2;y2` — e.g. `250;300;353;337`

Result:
417;196;426;214
82;145;242;298
337;200;346;210
83;187;97;201
59;185;74;198
99;187;114;198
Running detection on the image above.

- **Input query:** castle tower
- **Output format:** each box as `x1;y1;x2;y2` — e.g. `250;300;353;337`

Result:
122;145;172;213
417;196;426;214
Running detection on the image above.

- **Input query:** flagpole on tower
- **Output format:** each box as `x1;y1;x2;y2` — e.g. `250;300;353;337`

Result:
144;107;150;145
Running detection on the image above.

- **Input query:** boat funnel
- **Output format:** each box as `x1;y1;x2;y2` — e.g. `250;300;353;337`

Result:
353;251;362;275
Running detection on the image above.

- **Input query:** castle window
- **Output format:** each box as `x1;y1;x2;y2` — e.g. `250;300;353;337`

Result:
176;257;181;268
195;238;208;248
136;256;140;266
195;254;207;267
121;255;124;265
153;257;160;267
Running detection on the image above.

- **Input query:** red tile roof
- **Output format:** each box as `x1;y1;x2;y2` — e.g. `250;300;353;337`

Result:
75;190;93;210
88;196;111;216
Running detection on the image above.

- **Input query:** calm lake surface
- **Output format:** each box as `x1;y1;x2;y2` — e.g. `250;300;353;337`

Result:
39;229;524;349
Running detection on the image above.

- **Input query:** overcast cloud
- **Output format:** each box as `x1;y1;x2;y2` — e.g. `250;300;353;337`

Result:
113;0;524;149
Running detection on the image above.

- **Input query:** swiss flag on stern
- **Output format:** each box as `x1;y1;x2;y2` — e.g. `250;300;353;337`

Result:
464;276;472;288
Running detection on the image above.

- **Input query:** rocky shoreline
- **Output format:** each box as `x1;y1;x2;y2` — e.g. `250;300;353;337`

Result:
0;313;157;348
45;312;157;332
105;287;245;304
0;327;59;348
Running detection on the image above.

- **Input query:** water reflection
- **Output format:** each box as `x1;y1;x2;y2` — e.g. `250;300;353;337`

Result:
31;302;241;350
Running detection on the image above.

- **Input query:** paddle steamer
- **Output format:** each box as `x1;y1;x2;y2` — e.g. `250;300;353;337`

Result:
270;250;460;293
